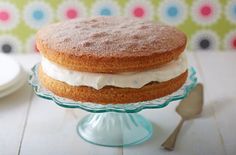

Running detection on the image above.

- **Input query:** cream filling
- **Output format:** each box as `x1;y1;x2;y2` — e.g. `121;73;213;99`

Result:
41;53;188;90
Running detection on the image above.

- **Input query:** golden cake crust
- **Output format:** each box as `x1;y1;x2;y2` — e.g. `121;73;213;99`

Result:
38;65;188;104
36;16;187;73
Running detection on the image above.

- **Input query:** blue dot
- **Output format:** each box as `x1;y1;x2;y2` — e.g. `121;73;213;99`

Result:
233;5;236;15
167;6;178;17
33;10;44;20
100;8;112;16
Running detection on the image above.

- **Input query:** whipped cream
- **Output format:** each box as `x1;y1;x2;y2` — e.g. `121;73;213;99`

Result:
41;53;188;89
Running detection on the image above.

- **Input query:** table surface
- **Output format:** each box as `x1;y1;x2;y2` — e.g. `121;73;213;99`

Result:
0;52;236;155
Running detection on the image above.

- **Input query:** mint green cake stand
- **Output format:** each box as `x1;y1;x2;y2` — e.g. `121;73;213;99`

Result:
29;64;197;147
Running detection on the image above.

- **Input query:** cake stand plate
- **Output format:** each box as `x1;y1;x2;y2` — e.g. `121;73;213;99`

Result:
29;64;197;147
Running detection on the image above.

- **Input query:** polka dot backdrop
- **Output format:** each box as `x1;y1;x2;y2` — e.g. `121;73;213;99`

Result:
0;0;235;54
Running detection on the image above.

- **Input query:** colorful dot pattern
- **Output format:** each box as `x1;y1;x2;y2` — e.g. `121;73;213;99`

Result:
0;0;235;54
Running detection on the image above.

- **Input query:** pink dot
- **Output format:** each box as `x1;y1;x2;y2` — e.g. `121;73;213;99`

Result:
200;5;212;16
231;38;236;49
0;10;10;21
66;8;78;19
133;7;145;17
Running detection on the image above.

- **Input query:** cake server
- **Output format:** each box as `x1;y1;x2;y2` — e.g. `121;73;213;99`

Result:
161;83;204;151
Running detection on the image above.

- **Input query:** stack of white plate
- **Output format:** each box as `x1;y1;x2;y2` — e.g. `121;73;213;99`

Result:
0;53;26;98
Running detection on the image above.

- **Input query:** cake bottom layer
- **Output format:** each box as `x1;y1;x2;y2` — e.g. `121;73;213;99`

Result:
38;65;188;104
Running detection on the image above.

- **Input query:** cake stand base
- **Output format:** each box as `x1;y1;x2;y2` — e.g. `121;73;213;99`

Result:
77;112;153;147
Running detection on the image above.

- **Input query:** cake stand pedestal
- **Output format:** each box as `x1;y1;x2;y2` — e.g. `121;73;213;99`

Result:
29;64;197;147
78;112;152;146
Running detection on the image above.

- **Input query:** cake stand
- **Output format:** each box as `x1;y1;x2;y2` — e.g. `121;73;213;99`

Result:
29;64;197;147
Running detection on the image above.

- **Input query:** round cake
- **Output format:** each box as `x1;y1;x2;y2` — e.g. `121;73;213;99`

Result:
36;16;188;104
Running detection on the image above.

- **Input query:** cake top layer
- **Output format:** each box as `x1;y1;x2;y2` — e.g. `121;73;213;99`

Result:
36;16;186;57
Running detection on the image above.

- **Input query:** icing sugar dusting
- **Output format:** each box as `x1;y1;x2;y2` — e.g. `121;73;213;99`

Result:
37;16;186;57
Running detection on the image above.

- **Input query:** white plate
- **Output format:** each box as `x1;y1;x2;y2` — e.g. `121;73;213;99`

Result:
0;53;21;91
0;68;27;98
